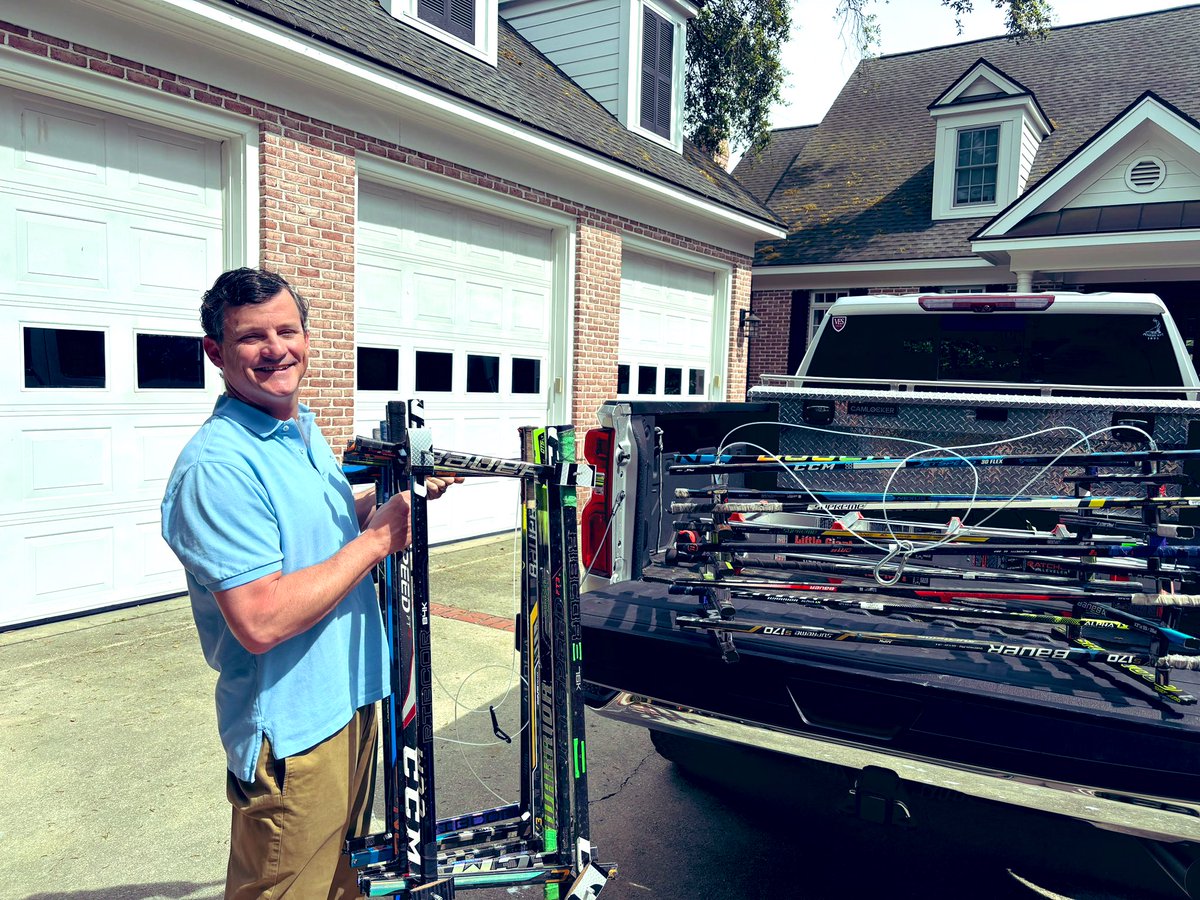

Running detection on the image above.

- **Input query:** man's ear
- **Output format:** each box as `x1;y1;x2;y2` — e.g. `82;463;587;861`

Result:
202;336;224;370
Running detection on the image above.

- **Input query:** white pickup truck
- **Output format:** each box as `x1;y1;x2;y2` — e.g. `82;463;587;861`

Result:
578;292;1200;899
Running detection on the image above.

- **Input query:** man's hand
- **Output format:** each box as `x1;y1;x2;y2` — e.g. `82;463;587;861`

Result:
364;491;412;555
426;474;464;499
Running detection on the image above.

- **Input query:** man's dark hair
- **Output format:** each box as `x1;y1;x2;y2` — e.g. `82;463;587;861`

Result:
200;267;309;342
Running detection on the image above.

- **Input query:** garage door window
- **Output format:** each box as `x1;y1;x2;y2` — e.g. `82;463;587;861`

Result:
415;350;453;392
512;357;541;394
137;334;205;389
358;347;400;391
24;327;105;389
467;354;500;393
689;368;705;395
637;365;656;395
617;364;630;395
664;367;682;395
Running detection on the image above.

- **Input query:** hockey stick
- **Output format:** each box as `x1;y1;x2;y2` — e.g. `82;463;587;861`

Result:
653;573;1200;607
668;447;1200;475
684;586;1138;632
671;495;1200;515
674;614;1200;669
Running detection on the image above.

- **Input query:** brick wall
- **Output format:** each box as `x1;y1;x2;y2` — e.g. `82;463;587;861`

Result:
747;289;792;388
727;263;752;399
259;130;358;451
573;219;623;426
1;20;758;438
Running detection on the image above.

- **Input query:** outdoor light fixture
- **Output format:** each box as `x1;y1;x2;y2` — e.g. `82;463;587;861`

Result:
739;308;763;338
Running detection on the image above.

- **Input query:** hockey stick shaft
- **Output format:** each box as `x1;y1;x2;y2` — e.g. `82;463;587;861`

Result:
669;448;1200;474
674;614;1198;668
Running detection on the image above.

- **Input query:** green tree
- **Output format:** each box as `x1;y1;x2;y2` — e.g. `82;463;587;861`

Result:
685;0;791;156
685;0;1054;156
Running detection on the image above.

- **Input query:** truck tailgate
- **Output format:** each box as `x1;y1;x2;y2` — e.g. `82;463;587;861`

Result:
581;578;1200;810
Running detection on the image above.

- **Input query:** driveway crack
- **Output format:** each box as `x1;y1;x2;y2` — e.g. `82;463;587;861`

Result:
595;749;656;803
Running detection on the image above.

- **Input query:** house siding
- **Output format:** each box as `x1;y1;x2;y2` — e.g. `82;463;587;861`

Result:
501;0;624;113
1067;144;1200;208
0;18;754;449
1019;117;1039;193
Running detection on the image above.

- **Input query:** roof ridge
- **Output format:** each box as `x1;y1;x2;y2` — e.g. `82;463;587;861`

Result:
874;3;1200;63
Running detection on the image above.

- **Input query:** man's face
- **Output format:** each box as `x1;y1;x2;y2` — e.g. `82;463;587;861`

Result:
203;288;310;420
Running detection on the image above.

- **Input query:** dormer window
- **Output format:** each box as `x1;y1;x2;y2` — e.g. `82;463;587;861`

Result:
500;0;695;151
418;0;474;43
955;126;999;205
928;59;1051;221
386;0;497;63
640;7;675;139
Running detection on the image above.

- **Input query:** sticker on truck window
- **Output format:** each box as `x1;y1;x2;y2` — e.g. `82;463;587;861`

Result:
1143;320;1163;340
831;316;847;333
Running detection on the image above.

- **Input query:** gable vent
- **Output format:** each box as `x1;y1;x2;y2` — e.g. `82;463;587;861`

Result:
1125;156;1165;193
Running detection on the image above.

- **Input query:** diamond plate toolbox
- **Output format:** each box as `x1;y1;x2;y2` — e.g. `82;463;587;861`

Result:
746;384;1200;499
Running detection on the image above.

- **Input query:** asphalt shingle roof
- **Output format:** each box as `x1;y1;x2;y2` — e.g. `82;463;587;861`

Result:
214;0;780;227
755;4;1200;267
730;124;816;204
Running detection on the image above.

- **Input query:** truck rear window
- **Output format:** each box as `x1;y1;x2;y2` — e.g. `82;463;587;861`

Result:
804;313;1183;386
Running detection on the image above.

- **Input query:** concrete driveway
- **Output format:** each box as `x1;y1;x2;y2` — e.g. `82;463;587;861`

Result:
1;534;544;899
1;534;1183;900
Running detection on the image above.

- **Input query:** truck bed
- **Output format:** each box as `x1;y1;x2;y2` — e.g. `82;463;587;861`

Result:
581;575;1200;840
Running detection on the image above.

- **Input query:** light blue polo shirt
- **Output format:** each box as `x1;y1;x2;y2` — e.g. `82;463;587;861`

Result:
161;395;389;782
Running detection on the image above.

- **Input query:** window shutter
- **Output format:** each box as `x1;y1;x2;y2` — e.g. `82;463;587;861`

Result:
449;0;475;42
654;15;673;137
640;8;673;138
640;8;658;132
418;0;475;43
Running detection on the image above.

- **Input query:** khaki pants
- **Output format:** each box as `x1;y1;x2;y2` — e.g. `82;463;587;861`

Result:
225;704;378;900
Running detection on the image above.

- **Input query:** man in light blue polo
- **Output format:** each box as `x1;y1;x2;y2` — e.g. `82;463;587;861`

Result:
162;268;457;899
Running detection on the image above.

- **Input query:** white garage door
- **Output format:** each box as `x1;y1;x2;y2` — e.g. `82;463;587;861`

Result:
618;251;719;400
0;89;225;628
356;182;555;544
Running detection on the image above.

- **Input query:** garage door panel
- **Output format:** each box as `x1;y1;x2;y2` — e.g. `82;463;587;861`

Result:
0;86;224;626
131;225;216;296
412;199;456;255
412;270;455;325
24;426;113;500
357;257;404;323
134;424;199;491
127;126;220;205
358;182;554;543
7;202;220;312
511;286;548;336
138;519;183;580
619;250;719;401
29;525;116;599
17;207;111;288
9;93;220;219
4;514;187;627
508;226;552;278
465;280;503;329
466;215;504;264
14;99;109;185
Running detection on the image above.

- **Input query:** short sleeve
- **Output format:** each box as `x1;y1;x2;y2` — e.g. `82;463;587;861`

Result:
162;461;284;591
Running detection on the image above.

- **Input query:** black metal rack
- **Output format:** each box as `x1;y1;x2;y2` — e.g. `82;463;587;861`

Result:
343;400;613;900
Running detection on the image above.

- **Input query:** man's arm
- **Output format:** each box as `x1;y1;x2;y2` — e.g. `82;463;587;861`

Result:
214;491;411;654
219;475;464;653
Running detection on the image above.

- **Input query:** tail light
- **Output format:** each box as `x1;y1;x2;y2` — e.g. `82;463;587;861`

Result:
581;428;615;577
917;294;1054;312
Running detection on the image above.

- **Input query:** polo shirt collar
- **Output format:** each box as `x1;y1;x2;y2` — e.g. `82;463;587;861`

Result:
214;394;313;438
